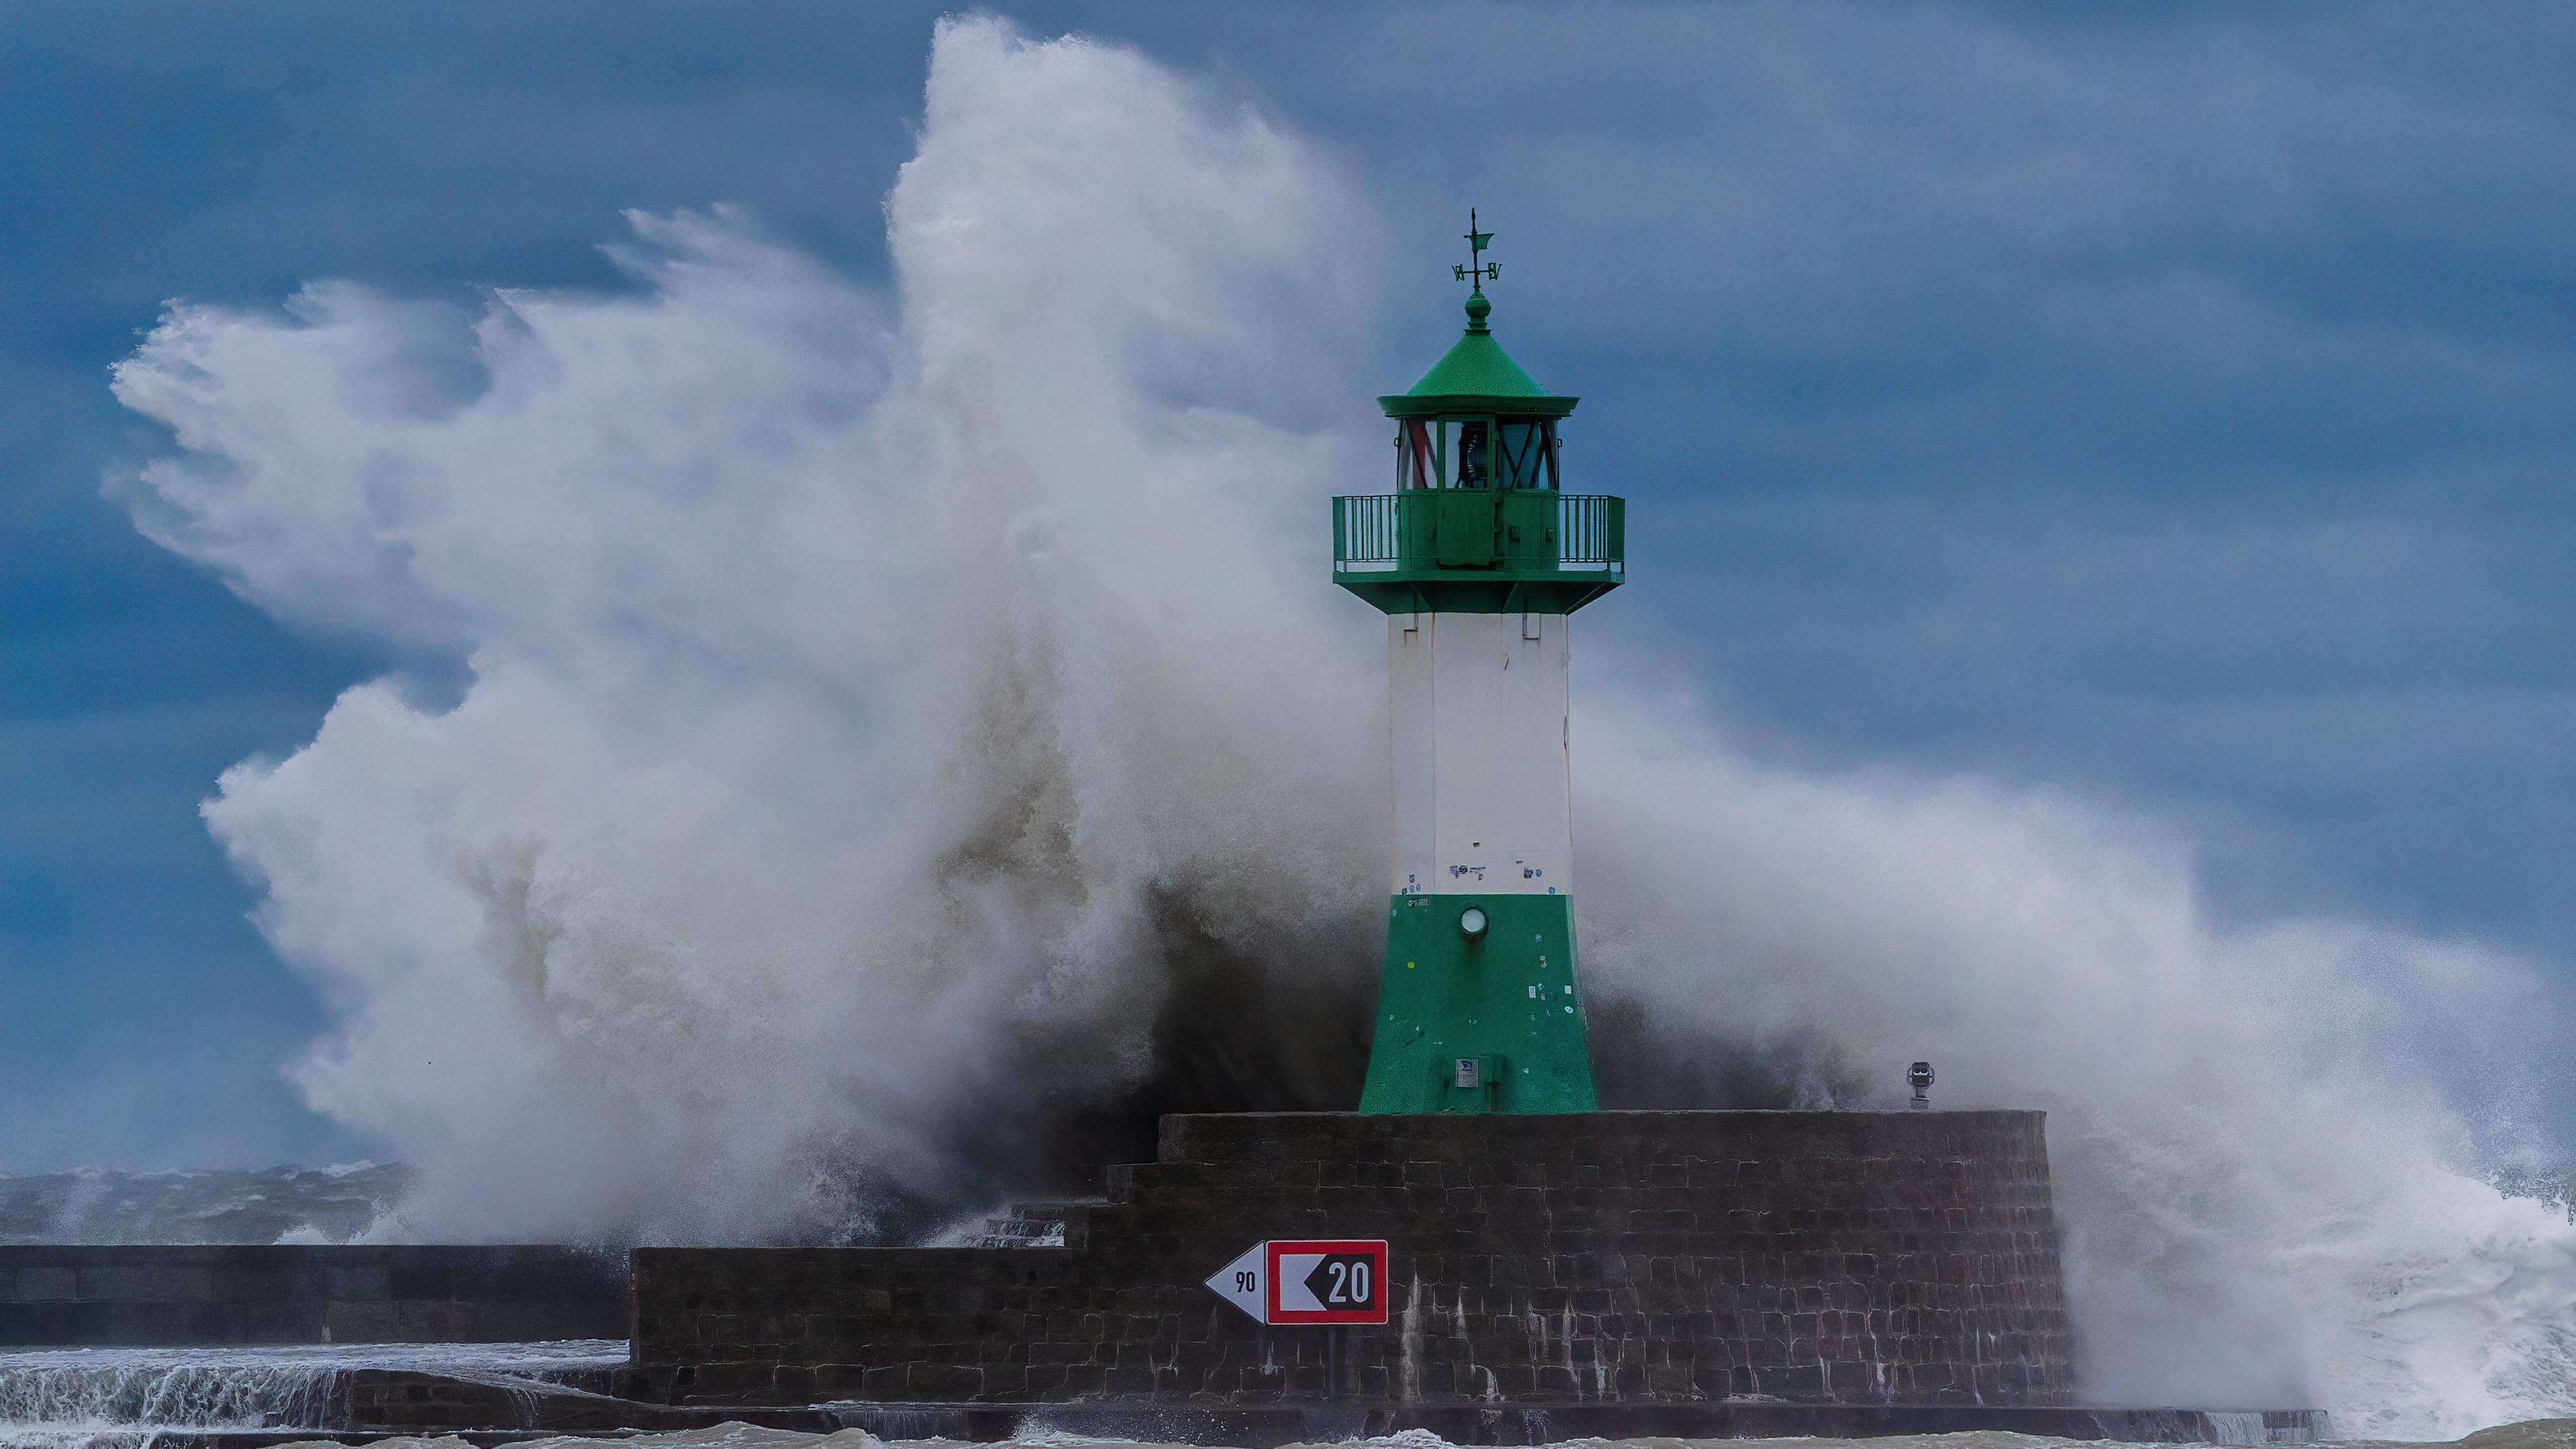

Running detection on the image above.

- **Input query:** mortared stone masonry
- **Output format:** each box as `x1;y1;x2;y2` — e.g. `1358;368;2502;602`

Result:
629;1110;2075;1408
0;1244;626;1346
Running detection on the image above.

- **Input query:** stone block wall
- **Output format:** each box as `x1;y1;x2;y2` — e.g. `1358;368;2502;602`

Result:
631;1110;2073;1407
0;1245;628;1345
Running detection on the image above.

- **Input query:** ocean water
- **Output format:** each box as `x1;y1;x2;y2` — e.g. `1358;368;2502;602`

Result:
3;1401;2572;1449
0;1340;623;1449
260;1428;2576;1449
0;1168;412;1248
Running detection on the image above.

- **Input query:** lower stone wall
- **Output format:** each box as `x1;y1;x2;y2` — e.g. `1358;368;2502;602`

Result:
0;1245;627;1345
632;1110;2073;1407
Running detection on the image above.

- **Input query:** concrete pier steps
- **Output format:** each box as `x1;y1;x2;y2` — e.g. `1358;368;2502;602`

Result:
959;1201;1097;1249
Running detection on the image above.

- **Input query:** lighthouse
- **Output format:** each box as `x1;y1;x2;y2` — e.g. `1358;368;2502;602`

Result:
1335;216;1624;1113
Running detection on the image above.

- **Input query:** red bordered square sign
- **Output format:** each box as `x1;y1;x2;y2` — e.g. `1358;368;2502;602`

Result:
1264;1238;1388;1324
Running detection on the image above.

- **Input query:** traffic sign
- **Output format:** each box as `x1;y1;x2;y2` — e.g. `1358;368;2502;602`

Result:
1203;1239;1389;1325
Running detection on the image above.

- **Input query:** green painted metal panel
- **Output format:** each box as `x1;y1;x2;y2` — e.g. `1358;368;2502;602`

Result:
1401;331;1550;400
1331;492;1625;614
1381;282;1578;418
1432;491;1493;566
1380;392;1578;421
1359;893;1597;1114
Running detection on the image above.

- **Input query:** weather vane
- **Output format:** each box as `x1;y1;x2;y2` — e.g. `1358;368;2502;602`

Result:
1452;209;1498;294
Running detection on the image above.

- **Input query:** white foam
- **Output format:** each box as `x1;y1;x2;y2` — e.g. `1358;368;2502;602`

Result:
0;1340;624;1448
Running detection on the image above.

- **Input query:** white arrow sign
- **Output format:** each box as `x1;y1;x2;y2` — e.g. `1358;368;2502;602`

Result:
1204;1242;1266;1321
1273;1251;1330;1313
1203;1239;1389;1325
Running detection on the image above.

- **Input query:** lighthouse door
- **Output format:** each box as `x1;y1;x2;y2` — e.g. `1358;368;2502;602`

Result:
1432;490;1495;568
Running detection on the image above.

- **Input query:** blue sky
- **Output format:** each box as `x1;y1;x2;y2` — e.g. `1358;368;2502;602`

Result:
5;1;2573;1169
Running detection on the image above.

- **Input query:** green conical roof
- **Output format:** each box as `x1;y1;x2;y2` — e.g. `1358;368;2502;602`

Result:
1408;329;1545;398
1380;294;1578;419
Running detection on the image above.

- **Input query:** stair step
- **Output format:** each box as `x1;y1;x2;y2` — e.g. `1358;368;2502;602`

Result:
957;1199;1099;1248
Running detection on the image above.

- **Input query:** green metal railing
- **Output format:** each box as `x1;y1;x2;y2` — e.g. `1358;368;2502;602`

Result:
1333;491;1625;576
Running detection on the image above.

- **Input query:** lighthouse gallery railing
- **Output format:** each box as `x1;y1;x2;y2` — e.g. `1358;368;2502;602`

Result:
1332;492;1625;576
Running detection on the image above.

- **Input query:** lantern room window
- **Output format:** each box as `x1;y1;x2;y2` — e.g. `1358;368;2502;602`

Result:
1397;420;1434;488
1456;421;1489;488
1395;417;1560;490
1496;419;1558;490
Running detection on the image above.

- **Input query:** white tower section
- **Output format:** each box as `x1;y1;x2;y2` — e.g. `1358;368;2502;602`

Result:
1387;610;1572;900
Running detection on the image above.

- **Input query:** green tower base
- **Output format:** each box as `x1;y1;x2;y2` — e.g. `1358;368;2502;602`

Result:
1357;893;1598;1113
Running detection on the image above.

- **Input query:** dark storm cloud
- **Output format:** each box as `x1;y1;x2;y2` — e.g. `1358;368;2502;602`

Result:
4;1;2573;1165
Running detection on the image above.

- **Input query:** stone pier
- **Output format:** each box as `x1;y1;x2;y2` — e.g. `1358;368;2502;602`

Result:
629;1110;2074;1408
0;1244;627;1345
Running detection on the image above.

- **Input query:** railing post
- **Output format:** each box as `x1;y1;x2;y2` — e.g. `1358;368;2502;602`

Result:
1337;492;1623;573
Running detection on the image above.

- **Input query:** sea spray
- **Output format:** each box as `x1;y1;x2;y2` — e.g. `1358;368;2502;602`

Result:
104;14;2576;1438
112;18;1385;1247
